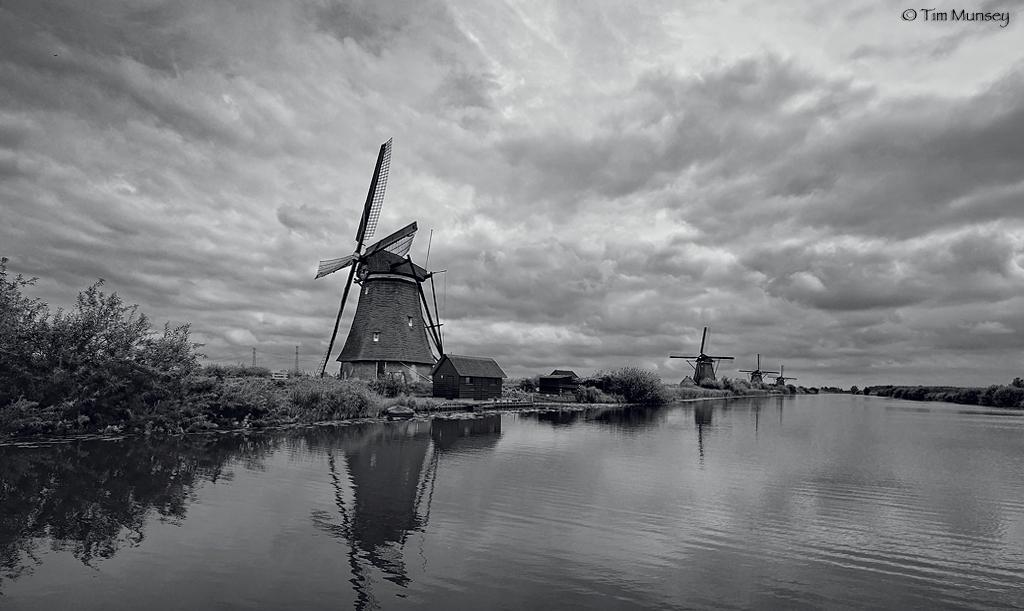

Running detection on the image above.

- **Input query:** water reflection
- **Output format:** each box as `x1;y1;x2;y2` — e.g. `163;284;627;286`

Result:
530;405;669;432
694;403;713;464
312;415;502;608
0;435;276;590
591;405;668;431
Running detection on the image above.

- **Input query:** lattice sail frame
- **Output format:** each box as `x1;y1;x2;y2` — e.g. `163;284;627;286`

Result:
361;137;392;245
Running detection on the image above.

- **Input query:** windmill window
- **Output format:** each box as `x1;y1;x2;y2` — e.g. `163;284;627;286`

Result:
464;376;472;384
407;316;413;328
373;332;380;342
363;286;369;295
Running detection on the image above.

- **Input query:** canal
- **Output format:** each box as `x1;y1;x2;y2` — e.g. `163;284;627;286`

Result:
2;395;1023;609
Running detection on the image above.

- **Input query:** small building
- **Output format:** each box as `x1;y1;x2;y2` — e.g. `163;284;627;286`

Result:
538;369;580;395
432;354;507;400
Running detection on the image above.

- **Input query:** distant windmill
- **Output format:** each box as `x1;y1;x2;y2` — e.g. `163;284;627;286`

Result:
670;326;734;385
315;139;444;379
773;365;797;387
738;354;778;387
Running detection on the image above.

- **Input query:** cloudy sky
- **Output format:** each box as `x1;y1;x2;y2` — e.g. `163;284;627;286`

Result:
2;0;1022;387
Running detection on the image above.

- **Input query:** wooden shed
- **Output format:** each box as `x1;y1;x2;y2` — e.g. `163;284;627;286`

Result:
538;369;580;395
432;354;507;400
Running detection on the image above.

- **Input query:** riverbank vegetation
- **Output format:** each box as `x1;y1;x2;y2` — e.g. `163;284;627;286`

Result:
0;261;439;440
1;260;827;442
858;380;1024;408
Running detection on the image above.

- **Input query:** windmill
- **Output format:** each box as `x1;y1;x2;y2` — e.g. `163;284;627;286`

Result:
670;326;734;385
315;139;444;379
773;365;797;387
738;354;778;387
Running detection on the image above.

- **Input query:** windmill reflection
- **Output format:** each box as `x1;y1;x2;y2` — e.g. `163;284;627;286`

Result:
694;404;713;464
316;415;501;608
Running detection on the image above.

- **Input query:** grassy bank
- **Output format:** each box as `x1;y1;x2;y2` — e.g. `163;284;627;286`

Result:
0;374;448;440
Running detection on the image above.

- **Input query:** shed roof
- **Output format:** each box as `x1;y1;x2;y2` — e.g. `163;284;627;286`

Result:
548;369;579;378
432;354;507;378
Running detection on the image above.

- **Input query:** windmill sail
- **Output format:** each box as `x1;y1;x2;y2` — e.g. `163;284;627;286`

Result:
363;222;417;257
357;138;392;246
316;254;358;279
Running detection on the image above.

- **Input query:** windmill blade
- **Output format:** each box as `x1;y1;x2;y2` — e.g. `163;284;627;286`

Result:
762;370;779;374
354;138;393;246
738;369;754;373
670;355;701;359
363;221;417;257
708;356;735;360
384;233;415;258
315;254;358;279
699;327;708;354
320;263;359;376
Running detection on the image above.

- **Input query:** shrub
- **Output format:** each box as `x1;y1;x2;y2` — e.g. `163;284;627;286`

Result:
0;260;202;420
720;377;751;393
991;386;1024;408
573;385;618;403
369;376;408;398
698;378;723;390
584;367;666;405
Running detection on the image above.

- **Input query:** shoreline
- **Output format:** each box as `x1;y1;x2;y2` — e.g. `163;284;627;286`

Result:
0;391;790;447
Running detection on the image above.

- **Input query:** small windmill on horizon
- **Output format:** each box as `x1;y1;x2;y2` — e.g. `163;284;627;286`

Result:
314;138;444;380
739;354;778;388
670;326;734;385
773;365;796;387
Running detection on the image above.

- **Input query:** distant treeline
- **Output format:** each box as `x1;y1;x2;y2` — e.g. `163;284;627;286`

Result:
856;380;1024;409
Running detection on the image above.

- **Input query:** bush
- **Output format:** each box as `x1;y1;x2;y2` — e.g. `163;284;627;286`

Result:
369;376;408;398
0;260;202;421
720;377;751;393
991;386;1024;408
584;367;666;405
573;385;619;403
698;378;723;390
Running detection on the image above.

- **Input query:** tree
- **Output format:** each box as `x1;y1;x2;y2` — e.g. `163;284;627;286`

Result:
0;260;202;422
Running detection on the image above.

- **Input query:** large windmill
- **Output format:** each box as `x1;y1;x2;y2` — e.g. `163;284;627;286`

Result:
670;326;734;385
773;365;797;387
315;139;444;380
738;354;778;387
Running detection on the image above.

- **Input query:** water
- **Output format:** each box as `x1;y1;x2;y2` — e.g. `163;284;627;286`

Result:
2;395;1023;609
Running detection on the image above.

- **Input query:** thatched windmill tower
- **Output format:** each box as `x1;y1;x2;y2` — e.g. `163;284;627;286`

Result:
315;139;444;380
670;326;734;385
739;354;778;387
773;365;797;387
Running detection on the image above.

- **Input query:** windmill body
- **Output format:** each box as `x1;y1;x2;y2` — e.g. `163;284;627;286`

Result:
739;354;778;388
338;250;436;380
670;327;734;386
773;364;797;387
315;139;443;380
